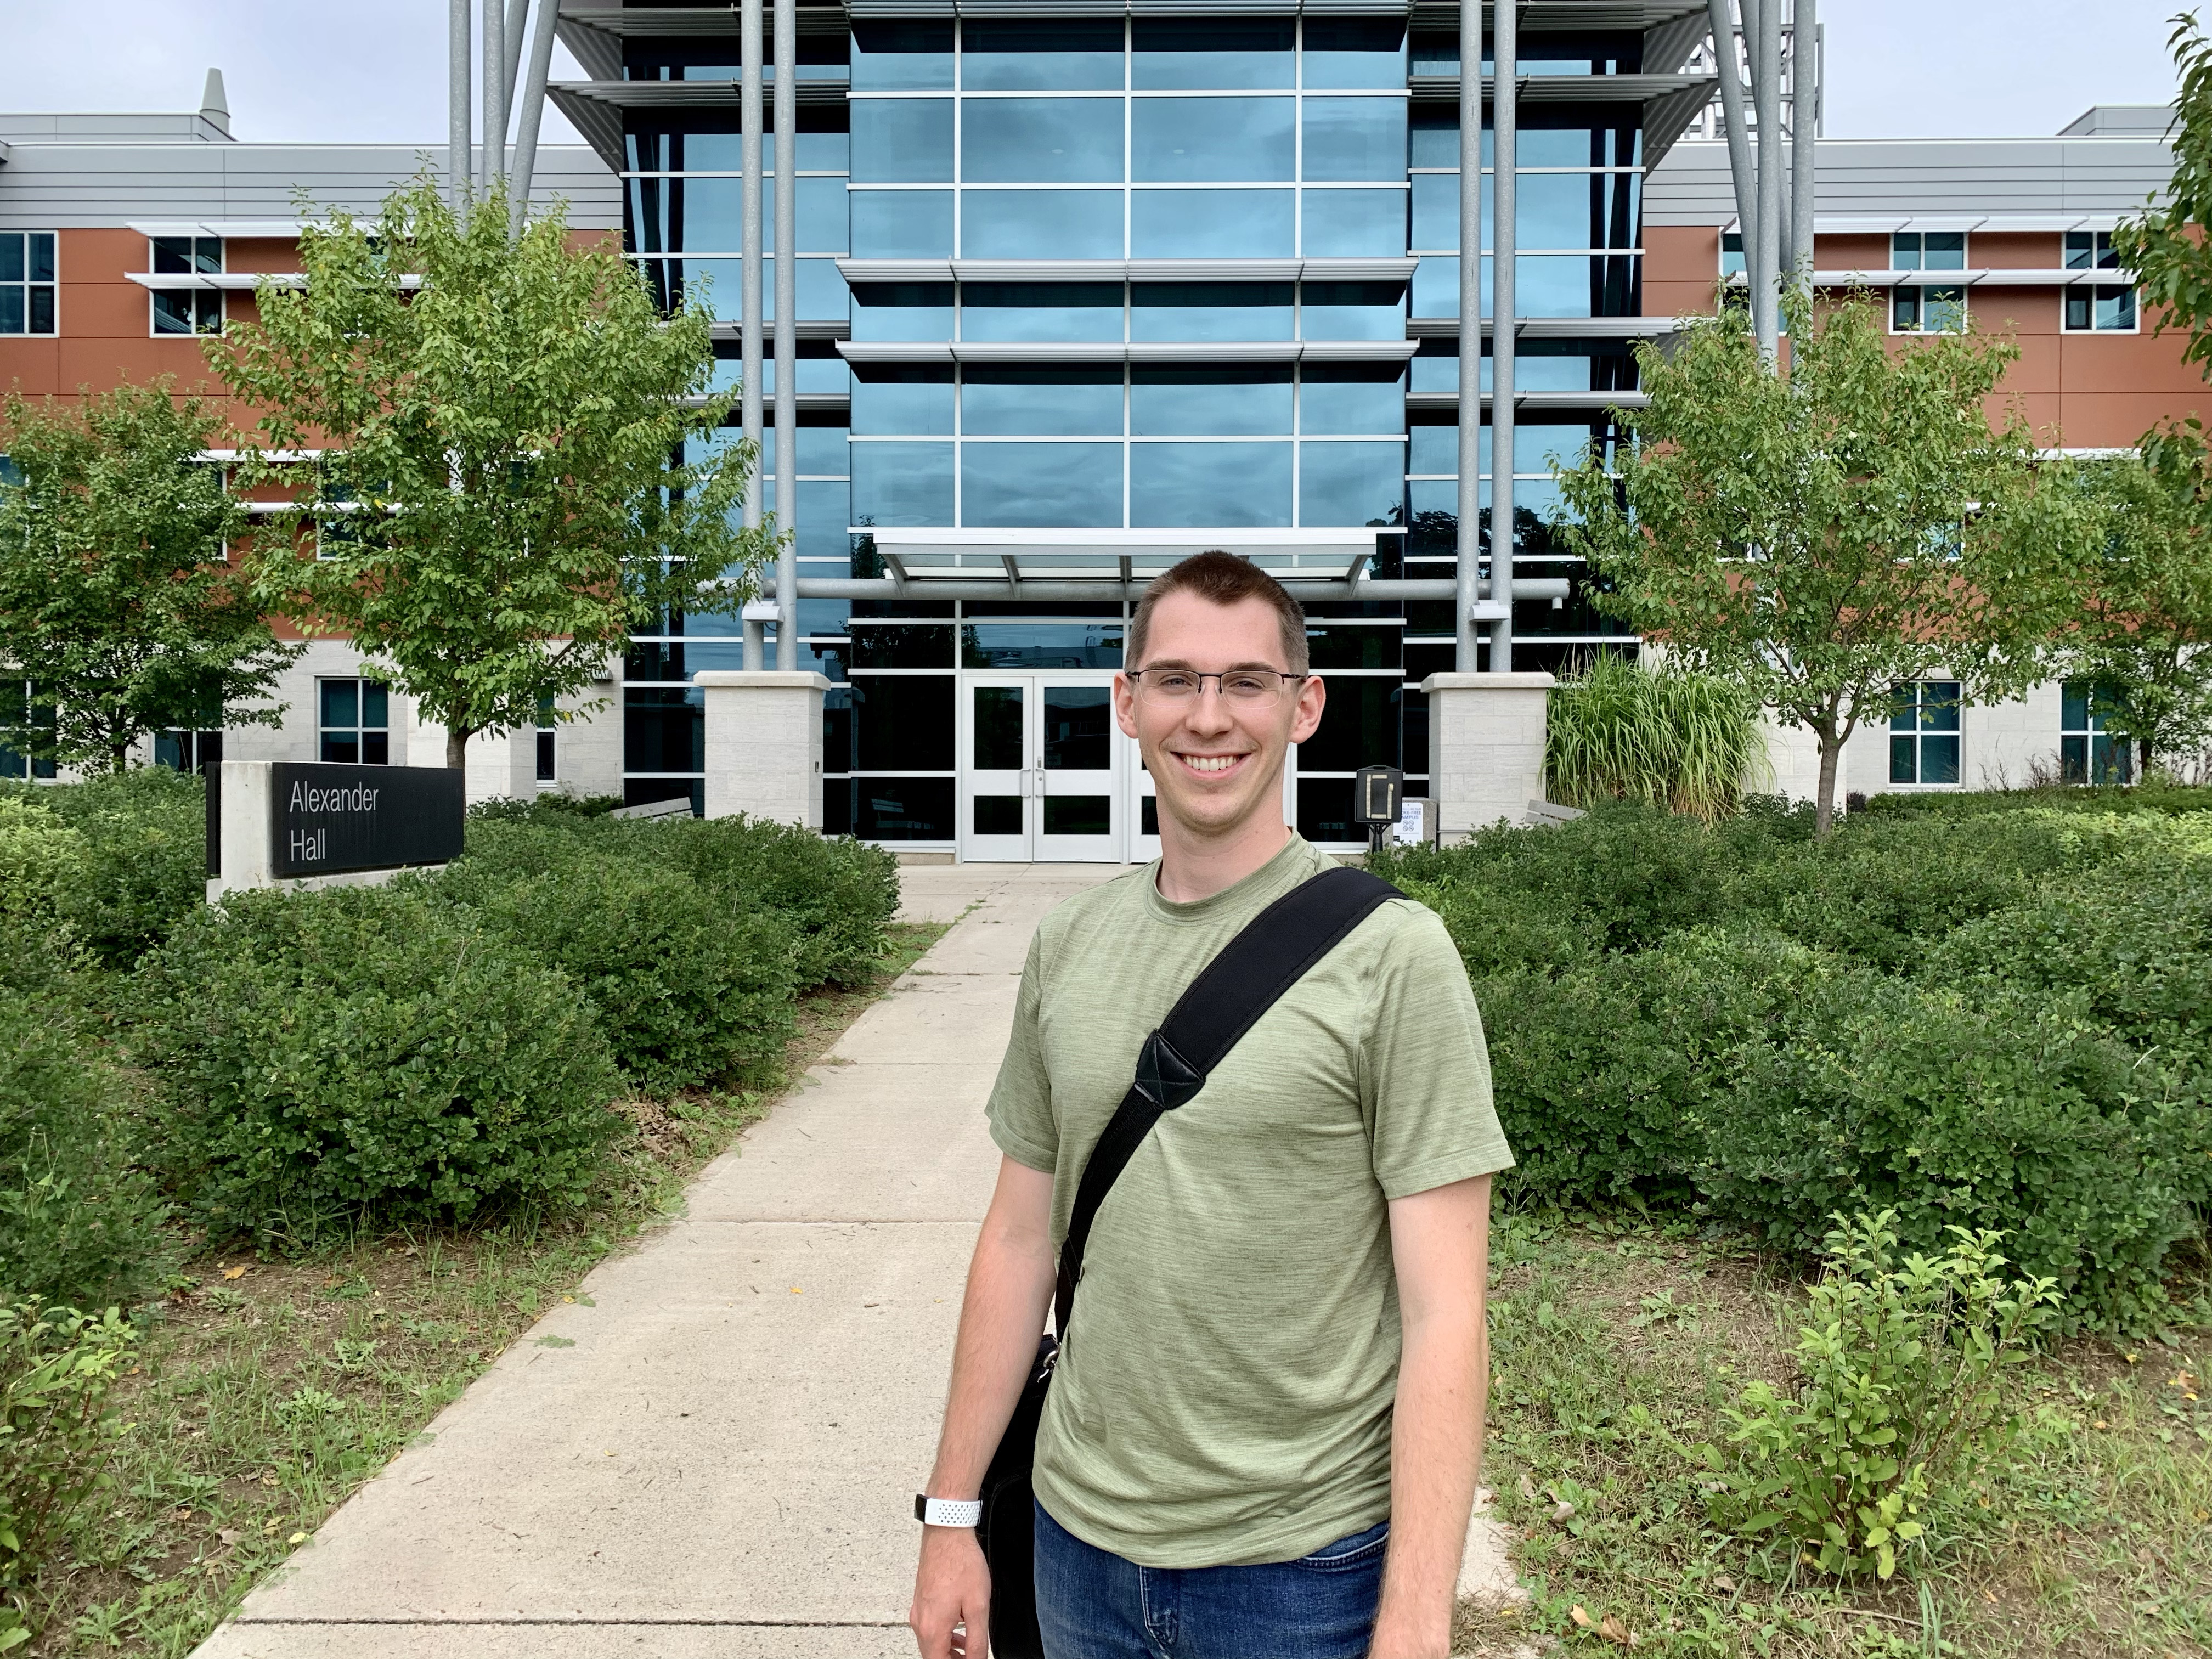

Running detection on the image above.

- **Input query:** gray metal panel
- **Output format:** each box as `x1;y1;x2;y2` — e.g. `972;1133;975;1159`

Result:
0;142;616;230
1645;136;2177;225
0;112;230;143
1410;72;1712;105
1408;2;1708;24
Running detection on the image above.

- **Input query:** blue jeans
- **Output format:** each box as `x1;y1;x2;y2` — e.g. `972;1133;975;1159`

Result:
1032;1499;1389;1659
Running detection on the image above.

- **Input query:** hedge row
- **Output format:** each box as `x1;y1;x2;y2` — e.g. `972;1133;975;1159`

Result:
1384;802;2212;1333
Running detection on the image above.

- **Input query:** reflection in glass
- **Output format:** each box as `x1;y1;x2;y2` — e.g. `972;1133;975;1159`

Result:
1300;280;1406;340
1300;441;1405;527
1132;282;1293;341
851;21;954;90
1044;797;1113;835
961;18;1125;90
1132;97;1295;181
962;442;1123;527
1131;442;1292;526
1301;189;1406;256
961;190;1125;258
1132;18;1294;88
1300;365;1406;435
849;625;955;667
1302;19;1408;88
972;684;1024;769
962;281;1123;342
962;98;1125;182
1301;98;1408;182
1042;687;1112;770
850;281;955;340
1132;365;1293;435
851;442;955;526
851;98;953;180
854;365;956;436
851;190;954;258
962;366;1124;436
1132;190;1294;257
964;625;1125;669
974;795;1023;835
1516;172;1596;251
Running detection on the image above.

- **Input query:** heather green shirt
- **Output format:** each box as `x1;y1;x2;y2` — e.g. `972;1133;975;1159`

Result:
986;836;1512;1569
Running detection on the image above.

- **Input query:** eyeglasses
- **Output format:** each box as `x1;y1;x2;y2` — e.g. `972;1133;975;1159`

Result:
1125;668;1307;704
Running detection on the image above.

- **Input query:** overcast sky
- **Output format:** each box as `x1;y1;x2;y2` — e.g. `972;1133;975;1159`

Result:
0;0;2184;146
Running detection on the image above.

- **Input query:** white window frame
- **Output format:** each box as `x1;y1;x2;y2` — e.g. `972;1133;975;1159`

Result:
148;234;225;338
0;232;59;337
317;676;392;765
1887;679;1963;788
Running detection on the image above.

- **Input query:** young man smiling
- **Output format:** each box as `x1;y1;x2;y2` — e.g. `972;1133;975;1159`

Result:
910;552;1511;1659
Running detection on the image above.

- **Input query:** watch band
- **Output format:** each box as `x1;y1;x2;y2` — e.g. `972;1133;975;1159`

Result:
914;1494;983;1528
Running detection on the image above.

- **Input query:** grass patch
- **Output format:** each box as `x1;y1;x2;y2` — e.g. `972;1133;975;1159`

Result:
22;919;945;1658
1461;1215;2212;1658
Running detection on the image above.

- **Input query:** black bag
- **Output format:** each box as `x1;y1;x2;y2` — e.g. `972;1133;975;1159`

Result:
974;864;1402;1659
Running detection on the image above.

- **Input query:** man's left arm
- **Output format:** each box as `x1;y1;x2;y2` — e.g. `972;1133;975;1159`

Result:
1369;1173;1493;1659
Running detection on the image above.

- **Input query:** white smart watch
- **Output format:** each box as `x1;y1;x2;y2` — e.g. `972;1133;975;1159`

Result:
914;1495;983;1528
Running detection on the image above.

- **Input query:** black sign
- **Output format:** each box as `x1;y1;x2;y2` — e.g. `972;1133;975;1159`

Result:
269;762;464;878
1352;765;1404;827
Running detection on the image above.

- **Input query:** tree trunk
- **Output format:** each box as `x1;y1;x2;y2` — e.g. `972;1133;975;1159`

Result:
445;727;471;769
1814;728;1842;839
2139;736;2153;783
109;740;132;775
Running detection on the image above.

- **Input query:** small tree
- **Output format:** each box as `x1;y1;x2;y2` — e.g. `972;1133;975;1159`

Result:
216;177;770;769
0;381;297;774
1556;295;2079;836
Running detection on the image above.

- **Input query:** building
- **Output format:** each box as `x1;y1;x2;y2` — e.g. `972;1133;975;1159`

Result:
0;26;2197;843
1644;104;2197;795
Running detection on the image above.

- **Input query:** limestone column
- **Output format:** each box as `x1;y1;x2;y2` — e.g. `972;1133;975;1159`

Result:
695;670;830;827
1421;670;1556;840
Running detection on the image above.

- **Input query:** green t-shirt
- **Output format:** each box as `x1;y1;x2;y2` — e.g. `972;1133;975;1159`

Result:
985;836;1513;1569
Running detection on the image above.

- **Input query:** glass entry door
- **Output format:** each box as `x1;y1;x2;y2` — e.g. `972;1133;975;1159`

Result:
959;674;1124;862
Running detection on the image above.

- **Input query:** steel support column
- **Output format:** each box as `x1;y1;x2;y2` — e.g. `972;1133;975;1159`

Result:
480;0;507;191
1491;0;1517;673
511;0;561;233
1704;0;1757;286
774;0;798;671
1453;0;1483;671
449;0;472;205
1751;0;1782;359
741;0;766;672
1790;0;1816;289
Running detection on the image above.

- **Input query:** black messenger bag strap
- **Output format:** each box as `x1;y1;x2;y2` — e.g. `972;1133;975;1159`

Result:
1051;861;1402;1341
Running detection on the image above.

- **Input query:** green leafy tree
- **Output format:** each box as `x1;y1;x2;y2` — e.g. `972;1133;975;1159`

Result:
1555;295;2079;836
0;381;297;774
2114;14;2212;383
215;177;769;768
2054;454;2212;778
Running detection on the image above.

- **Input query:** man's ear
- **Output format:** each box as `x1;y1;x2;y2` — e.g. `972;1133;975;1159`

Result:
1290;673;1325;746
1113;672;1139;738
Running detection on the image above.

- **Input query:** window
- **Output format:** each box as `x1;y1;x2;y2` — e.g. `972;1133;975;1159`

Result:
2061;681;2134;785
151;235;223;335
851;98;953;182
962;366;1122;436
1131;281;1293;342
852;190;954;258
156;728;223;774
1131;18;1294;89
1888;680;1961;786
1130;442;1291;527
319;678;391;764
0;233;57;335
961;18;1124;90
962;442;1122;527
537;695;557;783
1892;285;1965;334
2066;285;2137;331
0;680;58;780
1300;98;1408;182
2064;230;2120;271
1892;232;1966;271
961;189;1124;259
962;98;1124;183
1131;189;1294;258
1301;188;1406;257
1720;230;1745;277
1132;97;1295;182
962;281;1122;342
1132;365;1292;435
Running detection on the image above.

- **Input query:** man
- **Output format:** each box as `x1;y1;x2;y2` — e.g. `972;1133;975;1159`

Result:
910;551;1511;1659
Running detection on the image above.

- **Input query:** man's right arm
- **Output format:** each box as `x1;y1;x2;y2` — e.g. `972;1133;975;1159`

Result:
909;1154;1057;1659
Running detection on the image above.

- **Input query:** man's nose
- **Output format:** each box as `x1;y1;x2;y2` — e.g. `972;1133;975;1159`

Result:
1183;681;1235;732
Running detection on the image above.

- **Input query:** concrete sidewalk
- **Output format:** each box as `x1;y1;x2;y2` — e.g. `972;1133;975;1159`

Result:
193;863;1131;1659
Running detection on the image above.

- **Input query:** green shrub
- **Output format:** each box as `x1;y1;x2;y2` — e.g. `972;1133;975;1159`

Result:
1699;974;2209;1331
467;792;624;822
0;795;81;921
646;816;899;989
1479;927;1824;1203
1860;781;2212;818
431;856;799;1094
1704;1212;2060;1581
0;995;167;1309
139;884;624;1245
1547;654;1768;822
0;1300;136;1611
2;769;206;968
1923;852;2212;1066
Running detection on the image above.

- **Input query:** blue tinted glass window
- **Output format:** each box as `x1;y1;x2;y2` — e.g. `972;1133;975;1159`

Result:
851;189;953;257
1132;19;1294;89
794;131;852;172
795;427;851;475
664;177;740;252
961;19;1124;90
852;442;953;526
1411;171;1489;251
1132;97;1294;181
1301;98;1407;182
1300;280;1405;340
1518;128;1597;167
963;367;1124;435
961;189;1124;258
963;442;1123;526
852;99;953;181
1131;190;1293;257
794;177;850;252
850;281;955;340
853;365;955;435
1300;442;1404;526
1131;365;1293;435
795;481;853;557
1514;422;1594;475
1300;366;1404;435
1132;282;1291;342
1131;442;1293;526
1409;110;1479;169
1517;172;1594;251
1301;189;1406;256
962;97;1124;183
1518;255;1593;318
1409;255;1500;317
795;258;849;321
1302;19;1408;88
852;22;953;90
962;281;1123;342
1407;422;1457;473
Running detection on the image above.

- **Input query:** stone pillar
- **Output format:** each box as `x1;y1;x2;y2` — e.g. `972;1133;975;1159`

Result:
695;669;830;827
1421;672;1556;841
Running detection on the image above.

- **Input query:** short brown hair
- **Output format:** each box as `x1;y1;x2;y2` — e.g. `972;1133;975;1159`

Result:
1127;551;1310;674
